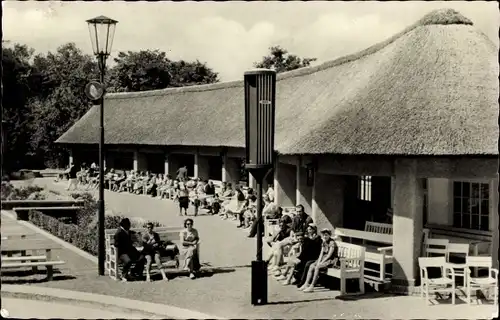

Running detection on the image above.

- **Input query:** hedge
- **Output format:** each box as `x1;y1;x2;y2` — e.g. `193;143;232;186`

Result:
29;210;164;256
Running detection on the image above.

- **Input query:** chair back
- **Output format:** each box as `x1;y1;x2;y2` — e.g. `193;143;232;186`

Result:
418;256;446;269
446;243;469;262
425;238;449;257
466;256;492;268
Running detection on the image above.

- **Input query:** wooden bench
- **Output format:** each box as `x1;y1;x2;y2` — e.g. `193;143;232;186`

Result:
1;239;65;280
2;260;66;280
14;206;82;223
105;227;184;280
336;227;393;283
325;241;365;295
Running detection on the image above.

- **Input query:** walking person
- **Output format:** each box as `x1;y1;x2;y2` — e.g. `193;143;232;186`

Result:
180;218;201;279
176;165;188;182
178;181;190;216
66;162;79;191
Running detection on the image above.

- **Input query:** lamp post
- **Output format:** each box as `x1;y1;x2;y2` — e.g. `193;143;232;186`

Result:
244;69;276;305
86;15;118;276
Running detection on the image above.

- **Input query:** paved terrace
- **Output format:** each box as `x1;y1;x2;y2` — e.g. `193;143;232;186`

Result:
2;178;496;319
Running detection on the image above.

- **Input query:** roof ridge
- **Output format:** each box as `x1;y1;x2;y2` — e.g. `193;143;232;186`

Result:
106;8;475;100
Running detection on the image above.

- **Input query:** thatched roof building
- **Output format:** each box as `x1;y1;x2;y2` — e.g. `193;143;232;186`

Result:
56;9;498;156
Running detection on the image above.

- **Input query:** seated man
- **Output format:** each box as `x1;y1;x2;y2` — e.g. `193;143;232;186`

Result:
266;204;313;270
114;218;145;282
266;219;292;271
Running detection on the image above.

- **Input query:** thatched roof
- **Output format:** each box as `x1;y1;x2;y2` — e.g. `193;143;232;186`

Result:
56;9;498;156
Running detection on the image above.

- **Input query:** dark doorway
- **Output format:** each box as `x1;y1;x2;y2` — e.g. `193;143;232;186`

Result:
109;151;134;171
144;153;165;174
343;175;392;230
74;149;98;168
208;156;222;181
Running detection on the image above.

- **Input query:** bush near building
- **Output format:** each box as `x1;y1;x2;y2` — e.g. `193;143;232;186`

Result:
29;191;163;256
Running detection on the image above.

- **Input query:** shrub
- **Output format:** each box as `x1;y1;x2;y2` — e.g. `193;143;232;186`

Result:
1;184;44;200
29;210;164;257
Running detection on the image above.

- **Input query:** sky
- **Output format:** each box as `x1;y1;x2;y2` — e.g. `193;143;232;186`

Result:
3;1;498;81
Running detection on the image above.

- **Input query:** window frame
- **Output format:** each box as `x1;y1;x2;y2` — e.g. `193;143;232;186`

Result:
450;179;490;232
358;175;372;202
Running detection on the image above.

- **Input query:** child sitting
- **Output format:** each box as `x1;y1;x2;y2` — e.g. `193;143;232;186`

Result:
275;232;305;284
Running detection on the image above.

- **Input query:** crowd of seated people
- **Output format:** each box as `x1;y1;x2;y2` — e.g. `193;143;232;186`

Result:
261;204;340;293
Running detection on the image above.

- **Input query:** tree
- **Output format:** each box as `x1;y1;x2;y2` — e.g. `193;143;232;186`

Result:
27;43;99;167
2;42;38;170
254;45;317;73
108;50;219;93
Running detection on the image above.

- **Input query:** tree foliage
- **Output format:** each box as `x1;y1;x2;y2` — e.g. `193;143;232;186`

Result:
254;45;317;73
108;50;219;92
2;42;220;170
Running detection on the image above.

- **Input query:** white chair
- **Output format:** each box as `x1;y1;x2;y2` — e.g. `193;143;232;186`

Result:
466;256;498;305
446;243;470;289
419;256;456;305
424;238;449;257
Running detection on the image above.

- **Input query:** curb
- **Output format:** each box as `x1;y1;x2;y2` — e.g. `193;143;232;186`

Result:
1;285;224;319
1;210;98;264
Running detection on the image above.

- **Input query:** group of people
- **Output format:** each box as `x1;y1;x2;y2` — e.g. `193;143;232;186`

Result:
264;204;339;293
114;217;201;282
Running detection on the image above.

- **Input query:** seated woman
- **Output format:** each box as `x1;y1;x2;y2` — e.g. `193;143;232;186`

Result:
112;172;126;192
294;224;322;287
180;218;201;279
221;188;246;220
105;169;115;189
299;228;339;292
142;222;169;282
242;195;257;228
146;174;158;197
119;171;132;192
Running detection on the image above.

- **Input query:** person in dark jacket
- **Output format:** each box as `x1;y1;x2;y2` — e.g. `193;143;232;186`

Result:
113;218;145;281
294;224;322;287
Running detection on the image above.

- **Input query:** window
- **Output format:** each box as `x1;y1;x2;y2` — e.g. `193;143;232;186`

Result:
453;181;489;231
359;176;372;201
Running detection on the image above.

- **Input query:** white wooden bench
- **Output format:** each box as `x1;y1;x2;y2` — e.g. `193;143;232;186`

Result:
1;255;65;281
105;227;183;280
325;241;365;295
364;221;392;235
336;226;393;283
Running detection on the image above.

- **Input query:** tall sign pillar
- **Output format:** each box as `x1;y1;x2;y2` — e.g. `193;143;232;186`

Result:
244;69;276;306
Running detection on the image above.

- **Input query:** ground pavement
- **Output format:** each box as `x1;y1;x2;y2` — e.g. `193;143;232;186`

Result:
3;178;497;319
1;297;160;319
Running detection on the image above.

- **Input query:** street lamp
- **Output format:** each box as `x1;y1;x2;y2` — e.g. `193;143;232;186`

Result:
86;15;118;276
244;69;277;305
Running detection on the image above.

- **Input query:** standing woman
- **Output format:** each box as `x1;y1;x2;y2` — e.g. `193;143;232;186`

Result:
180;218;201;279
178;181;190;216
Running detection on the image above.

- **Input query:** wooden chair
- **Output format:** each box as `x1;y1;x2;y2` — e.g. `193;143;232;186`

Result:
424;238;449;257
418;256;456;305
446;243;469;288
465;256;498;305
